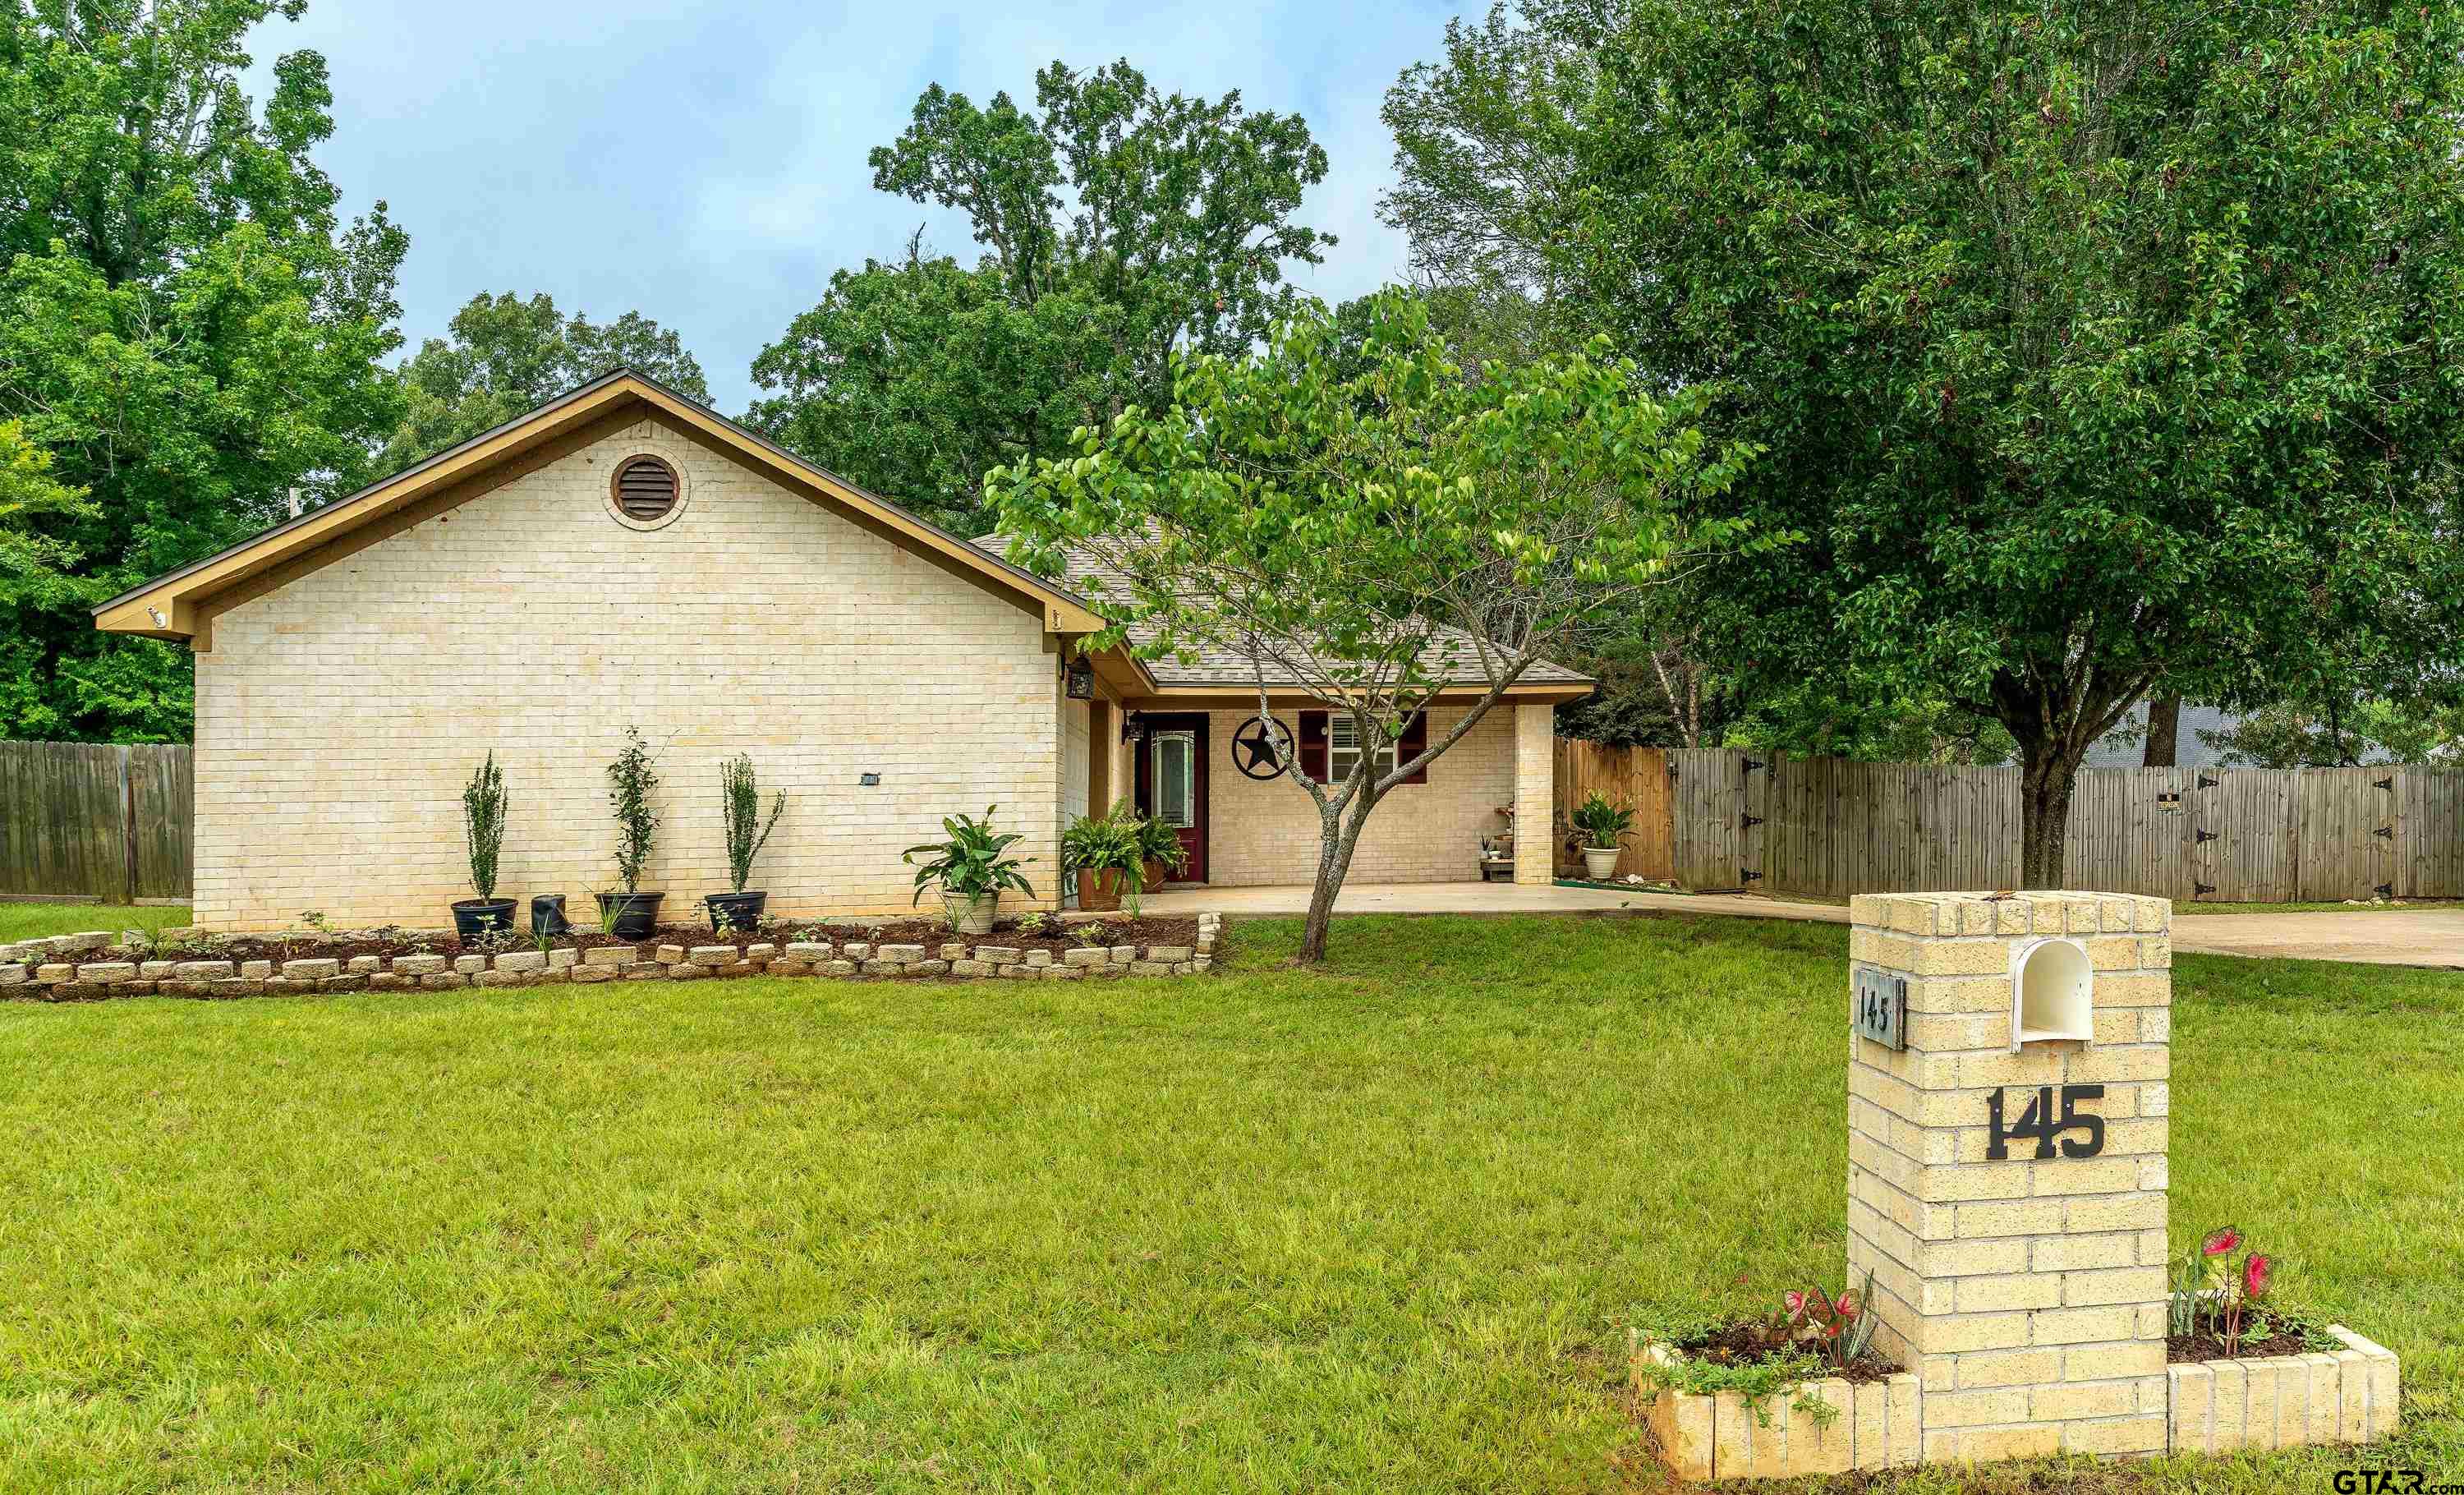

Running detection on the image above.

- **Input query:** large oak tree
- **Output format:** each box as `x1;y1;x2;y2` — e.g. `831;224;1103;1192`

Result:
1400;0;2464;883
749;60;1331;532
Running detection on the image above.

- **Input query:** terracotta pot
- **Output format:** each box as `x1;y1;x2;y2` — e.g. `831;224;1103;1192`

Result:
1582;847;1622;881
1076;867;1127;913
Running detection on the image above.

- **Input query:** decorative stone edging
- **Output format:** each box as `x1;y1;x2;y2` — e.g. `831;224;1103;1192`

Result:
0;913;1225;1001
1632;1337;1920;1480
1634;1328;2399;1480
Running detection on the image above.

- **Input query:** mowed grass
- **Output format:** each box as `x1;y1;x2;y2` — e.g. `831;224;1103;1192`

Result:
0;900;192;944
1;913;2458;1493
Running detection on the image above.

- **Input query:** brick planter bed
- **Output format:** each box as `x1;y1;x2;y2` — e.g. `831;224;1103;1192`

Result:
0;912;1224;1000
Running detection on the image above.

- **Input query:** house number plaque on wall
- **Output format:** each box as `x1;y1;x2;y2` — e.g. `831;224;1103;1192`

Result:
1850;967;1906;1051
1985;1083;2107;1160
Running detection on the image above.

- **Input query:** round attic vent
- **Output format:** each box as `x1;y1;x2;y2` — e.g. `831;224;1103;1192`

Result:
610;454;681;526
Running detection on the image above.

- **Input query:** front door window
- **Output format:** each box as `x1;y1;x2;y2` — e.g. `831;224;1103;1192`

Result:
1153;730;1196;828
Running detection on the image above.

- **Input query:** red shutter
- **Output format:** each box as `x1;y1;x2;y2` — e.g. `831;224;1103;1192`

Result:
1298;711;1328;781
1398;711;1429;784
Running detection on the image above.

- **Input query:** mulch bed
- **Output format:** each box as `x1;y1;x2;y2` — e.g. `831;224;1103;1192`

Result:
1678;1323;1902;1385
2165;1327;2327;1364
96;914;1207;964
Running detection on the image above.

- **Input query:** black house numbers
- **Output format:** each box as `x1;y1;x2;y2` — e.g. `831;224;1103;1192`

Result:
1987;1084;2107;1160
1851;968;1906;1051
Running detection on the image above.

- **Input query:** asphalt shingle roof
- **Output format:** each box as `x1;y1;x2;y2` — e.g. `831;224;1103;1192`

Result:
968;536;1590;690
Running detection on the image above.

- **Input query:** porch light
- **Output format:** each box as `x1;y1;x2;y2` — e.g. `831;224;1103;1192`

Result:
1064;659;1095;699
1121;710;1146;744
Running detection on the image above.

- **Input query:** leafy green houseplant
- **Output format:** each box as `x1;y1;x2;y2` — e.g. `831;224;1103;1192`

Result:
1061;798;1176;913
1570;791;1637;881
453;752;516;941
597;726;664;939
706;753;786;932
903;807;1034;935
1133;811;1189;893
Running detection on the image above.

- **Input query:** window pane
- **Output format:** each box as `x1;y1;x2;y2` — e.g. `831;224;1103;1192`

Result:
1156;733;1194;827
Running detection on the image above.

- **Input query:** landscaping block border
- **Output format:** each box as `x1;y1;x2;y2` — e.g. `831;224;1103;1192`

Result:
0;913;1225;1001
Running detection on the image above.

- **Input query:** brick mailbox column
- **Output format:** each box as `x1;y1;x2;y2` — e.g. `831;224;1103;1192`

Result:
1846;891;2173;1464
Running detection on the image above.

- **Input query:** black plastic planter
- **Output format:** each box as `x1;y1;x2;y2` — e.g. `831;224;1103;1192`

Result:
595;891;664;941
531;894;570;938
451;898;518;941
704;890;766;934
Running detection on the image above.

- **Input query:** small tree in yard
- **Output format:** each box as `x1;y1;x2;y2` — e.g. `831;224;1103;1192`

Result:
989;291;1763;964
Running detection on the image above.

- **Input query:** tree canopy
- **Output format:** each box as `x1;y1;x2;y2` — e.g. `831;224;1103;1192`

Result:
379;292;709;474
988;290;1762;960
0;0;407;742
749;60;1331;532
1394;0;2464;881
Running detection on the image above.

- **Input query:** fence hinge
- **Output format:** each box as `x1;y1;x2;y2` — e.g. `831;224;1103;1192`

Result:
2197;773;2221;789
2195;828;2218;844
2376;881;2395;898
2194;881;2217;895
1666;762;1680;780
1740;812;1765;830
2375;776;2395;791
1740;867;1764;882
1743;757;1768;774
2374;825;2395;840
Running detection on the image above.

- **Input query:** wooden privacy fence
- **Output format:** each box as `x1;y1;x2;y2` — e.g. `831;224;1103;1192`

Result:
1555;741;2464;902
0;740;193;903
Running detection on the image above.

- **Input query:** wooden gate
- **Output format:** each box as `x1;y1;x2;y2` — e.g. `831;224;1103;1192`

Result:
1551;739;1675;880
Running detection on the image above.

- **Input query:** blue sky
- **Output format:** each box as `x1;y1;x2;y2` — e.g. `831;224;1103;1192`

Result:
248;0;1464;414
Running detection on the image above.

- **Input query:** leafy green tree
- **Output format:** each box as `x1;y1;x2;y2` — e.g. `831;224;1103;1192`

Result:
988;292;1762;963
1416;0;2464;883
0;419;94;587
379;292;710;473
0;0;407;742
2201;694;2464;768
750;60;1331;533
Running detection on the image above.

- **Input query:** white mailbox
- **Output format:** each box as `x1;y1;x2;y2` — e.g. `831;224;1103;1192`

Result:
2009;936;2094;1048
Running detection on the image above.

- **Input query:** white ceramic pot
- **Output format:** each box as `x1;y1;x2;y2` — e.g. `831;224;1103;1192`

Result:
1582;848;1621;881
942;890;999;935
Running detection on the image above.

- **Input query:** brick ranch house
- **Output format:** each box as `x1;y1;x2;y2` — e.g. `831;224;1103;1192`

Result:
94;371;1590;930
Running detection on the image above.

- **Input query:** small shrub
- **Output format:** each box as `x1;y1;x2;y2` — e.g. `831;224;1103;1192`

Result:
463;752;509;899
605;727;662;895
719;753;786;894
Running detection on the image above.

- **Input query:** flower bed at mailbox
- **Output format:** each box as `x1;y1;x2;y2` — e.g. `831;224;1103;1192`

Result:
0;912;1224;1000
1630;1336;1919;1480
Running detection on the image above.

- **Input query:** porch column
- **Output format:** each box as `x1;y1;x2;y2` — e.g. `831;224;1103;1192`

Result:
1514;703;1554;886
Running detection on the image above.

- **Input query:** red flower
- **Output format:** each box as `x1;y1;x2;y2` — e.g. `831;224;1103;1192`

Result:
2243;1254;2272;1300
1783;1290;1807;1321
2202;1227;2241;1258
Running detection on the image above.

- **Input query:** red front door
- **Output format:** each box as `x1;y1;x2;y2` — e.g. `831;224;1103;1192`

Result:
1134;714;1208;884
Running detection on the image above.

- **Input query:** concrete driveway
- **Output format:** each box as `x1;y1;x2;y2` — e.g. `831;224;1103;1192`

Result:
1140;882;2464;969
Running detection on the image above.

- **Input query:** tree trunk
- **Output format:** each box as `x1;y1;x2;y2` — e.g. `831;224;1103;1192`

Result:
2017;738;2082;889
1297;791;1375;965
2142;694;2181;767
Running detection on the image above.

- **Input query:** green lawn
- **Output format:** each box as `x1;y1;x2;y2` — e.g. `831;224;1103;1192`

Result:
2;912;2458;1492
0;900;191;944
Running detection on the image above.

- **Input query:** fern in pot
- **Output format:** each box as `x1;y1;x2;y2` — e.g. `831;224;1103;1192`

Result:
595;725;665;940
706;753;785;933
1571;791;1636;882
453;752;517;941
903;806;1034;935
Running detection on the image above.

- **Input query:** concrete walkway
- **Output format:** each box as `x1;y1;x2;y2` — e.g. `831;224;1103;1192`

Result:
1140;882;2464;969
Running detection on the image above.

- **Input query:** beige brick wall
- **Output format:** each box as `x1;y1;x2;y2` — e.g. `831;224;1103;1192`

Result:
192;415;1064;929
1844;890;2172;1464
1196;706;1515;886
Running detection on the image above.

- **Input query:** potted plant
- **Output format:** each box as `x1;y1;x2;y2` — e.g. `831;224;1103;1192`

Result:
452;752;517;940
1062;798;1151;912
902;806;1034;934
1134;812;1190;892
1571;791;1636;881
706;752;785;932
595;725;664;940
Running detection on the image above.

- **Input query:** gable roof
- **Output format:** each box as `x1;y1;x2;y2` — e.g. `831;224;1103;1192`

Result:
93;369;1108;643
968;536;1592;692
